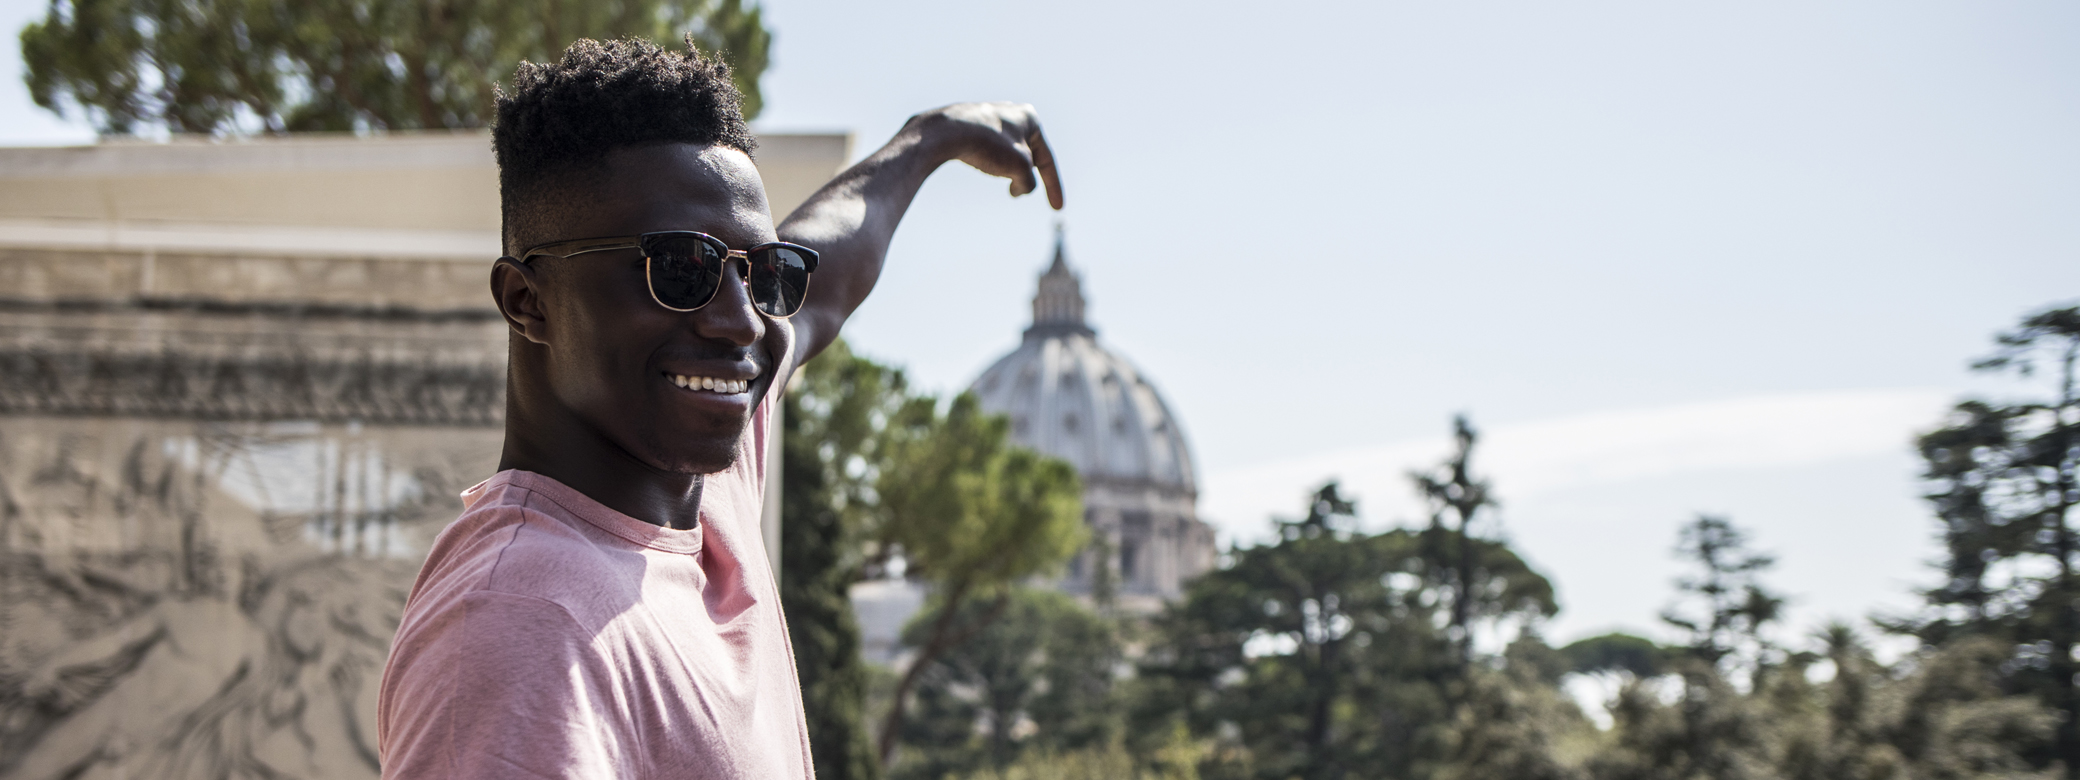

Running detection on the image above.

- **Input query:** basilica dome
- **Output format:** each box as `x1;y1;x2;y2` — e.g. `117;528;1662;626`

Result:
967;231;1214;604
969;250;1196;495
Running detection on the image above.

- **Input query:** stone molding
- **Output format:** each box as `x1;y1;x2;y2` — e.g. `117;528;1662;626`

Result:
0;298;506;426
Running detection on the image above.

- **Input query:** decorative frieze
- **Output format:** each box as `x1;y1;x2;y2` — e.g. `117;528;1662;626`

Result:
0;297;508;426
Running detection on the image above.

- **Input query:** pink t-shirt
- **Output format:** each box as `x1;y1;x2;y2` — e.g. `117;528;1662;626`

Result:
376;404;810;778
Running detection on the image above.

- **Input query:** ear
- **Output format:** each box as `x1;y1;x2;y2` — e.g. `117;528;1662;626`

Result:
491;257;552;345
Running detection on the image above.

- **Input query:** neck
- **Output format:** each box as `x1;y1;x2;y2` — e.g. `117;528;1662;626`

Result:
498;399;705;531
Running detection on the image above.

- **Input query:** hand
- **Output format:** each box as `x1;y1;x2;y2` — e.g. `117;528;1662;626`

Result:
777;100;1065;365
910;102;1064;210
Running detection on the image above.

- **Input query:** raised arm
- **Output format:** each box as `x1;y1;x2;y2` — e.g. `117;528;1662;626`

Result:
778;102;1064;366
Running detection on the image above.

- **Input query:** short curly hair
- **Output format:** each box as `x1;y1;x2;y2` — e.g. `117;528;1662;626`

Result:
493;37;757;255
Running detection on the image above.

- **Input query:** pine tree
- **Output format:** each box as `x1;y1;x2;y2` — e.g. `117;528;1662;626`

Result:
1412;415;1498;669
1136;479;1558;780
1900;305;2080;771
1660;515;1785;680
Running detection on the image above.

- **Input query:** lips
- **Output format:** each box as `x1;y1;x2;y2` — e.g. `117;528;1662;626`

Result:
665;372;751;394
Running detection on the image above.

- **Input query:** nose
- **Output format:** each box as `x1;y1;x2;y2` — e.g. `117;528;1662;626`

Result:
691;260;765;347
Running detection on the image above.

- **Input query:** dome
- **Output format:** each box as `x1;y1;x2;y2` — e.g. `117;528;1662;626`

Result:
967;231;1198;498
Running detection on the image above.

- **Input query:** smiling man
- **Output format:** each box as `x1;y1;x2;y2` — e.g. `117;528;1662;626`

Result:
374;39;1060;779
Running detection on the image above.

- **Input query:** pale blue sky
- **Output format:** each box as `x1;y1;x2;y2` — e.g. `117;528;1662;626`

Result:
749;1;2080;646
4;0;2076;646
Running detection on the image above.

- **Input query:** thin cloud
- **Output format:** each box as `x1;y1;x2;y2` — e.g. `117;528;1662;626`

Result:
1201;388;1954;544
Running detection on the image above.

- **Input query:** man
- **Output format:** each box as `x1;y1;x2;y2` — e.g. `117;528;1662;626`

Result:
375;38;1061;778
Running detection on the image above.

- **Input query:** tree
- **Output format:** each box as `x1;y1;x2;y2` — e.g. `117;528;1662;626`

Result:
1587;625;2057;780
1900;304;2080;770
1584;513;2057;780
1135;480;1559;780
1135;481;1407;780
1587;661;1781;780
1560;632;1670;679
941;736;1205;780
783;339;908;780
1026;590;1130;755
21;0;771;135
874;392;1087;767
1874;636;2058;780
1660;515;1785;678
890;587;1125;780
1433;634;1594;780
1411;415;1507;668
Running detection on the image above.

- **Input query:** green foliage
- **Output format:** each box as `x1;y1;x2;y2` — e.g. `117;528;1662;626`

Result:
1412;415;1512;665
1584;517;2059;780
1027;592;1131;752
891;588;1126;780
875;391;1087;766
1561;633;1671;679
878;393;1087;594
20;0;770;135
1587;661;1779;780
1588;629;2057;780
1661;515;1785;677
1116;428;2059;780
941;730;1205;780
1135;479;1559;780
1896;304;2080;769
1435;653;1597;780
784;339;907;780
782;346;1087;774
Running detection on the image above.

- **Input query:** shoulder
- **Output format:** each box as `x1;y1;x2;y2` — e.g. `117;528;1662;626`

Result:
378;588;633;777
405;478;647;635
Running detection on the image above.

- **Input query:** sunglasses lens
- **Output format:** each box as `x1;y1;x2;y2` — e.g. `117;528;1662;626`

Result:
645;234;724;310
748;245;813;317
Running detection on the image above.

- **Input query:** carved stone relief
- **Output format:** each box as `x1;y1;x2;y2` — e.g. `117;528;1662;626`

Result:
0;295;504;779
0;416;500;780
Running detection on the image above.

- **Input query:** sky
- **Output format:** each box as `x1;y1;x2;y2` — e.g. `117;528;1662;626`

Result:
3;0;2078;649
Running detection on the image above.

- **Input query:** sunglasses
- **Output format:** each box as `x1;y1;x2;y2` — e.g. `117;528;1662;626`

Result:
514;231;819;318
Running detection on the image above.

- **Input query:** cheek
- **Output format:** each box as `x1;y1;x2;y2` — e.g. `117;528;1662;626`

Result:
546;290;669;398
765;319;797;371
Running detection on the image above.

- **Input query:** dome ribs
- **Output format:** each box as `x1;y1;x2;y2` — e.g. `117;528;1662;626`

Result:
963;233;1214;606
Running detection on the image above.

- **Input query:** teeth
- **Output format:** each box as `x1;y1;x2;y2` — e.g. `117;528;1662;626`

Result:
665;374;749;394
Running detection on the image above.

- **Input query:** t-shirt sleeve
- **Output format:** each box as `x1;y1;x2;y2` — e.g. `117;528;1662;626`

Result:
380;591;630;779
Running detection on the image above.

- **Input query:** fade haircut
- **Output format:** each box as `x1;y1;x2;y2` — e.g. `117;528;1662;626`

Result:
493;37;758;255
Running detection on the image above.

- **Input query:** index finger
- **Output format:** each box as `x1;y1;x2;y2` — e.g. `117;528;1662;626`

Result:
1028;128;1064;211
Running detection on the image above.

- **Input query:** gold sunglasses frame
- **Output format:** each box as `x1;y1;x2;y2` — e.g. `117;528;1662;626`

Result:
509;231;818;318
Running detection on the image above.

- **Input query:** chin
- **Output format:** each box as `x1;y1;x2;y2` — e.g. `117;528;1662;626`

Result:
637;429;746;476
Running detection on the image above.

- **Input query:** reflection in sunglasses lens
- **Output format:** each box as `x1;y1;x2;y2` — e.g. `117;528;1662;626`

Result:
647;236;722;310
752;247;810;317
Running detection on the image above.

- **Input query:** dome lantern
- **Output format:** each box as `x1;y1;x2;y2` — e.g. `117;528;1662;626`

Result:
1028;224;1093;339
